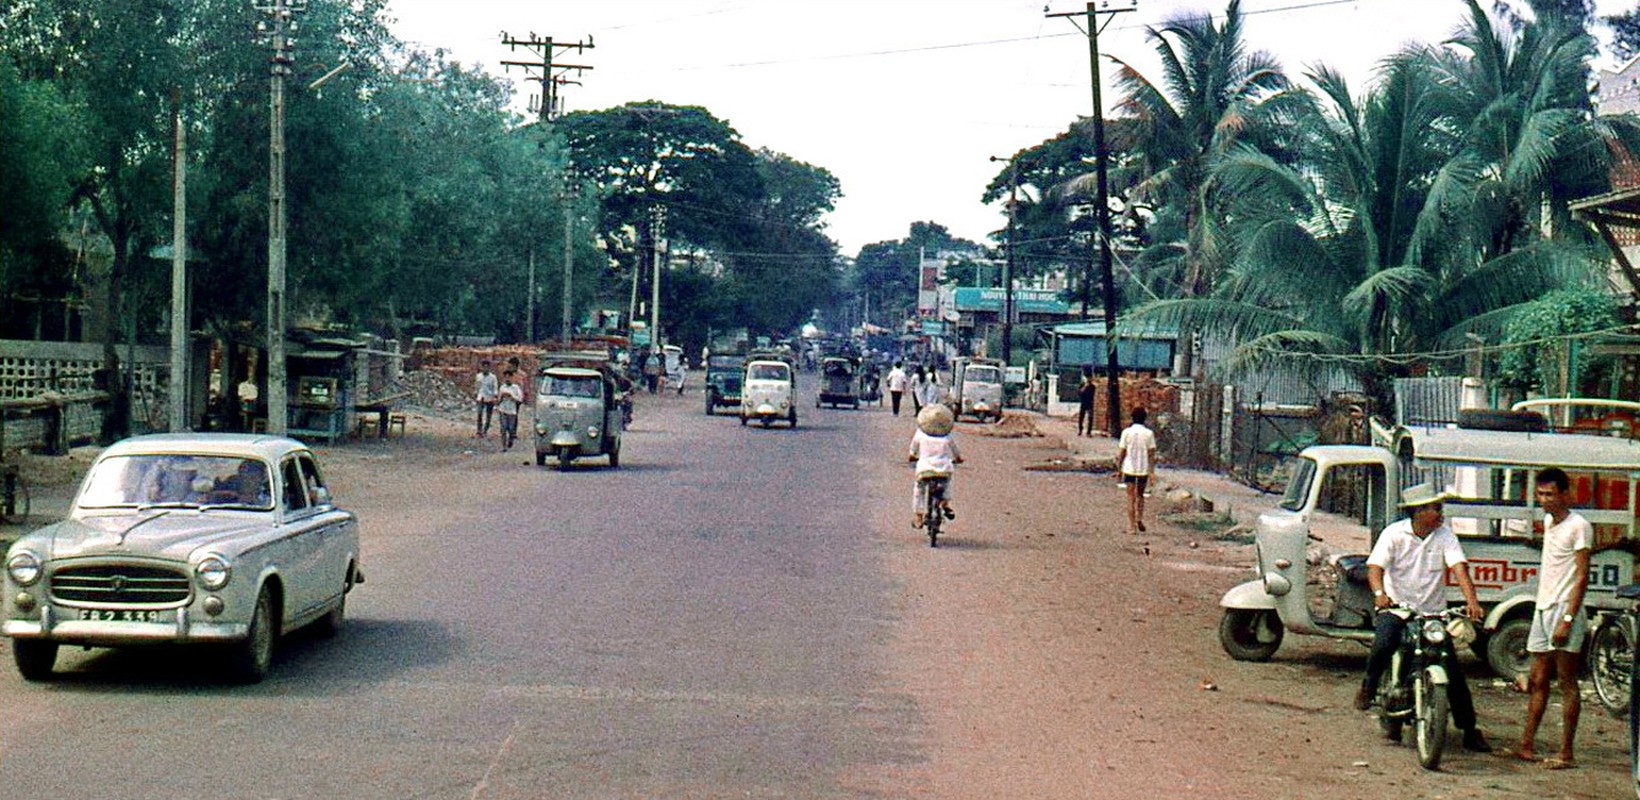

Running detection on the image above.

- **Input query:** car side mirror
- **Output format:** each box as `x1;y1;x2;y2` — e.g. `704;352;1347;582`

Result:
312;486;331;506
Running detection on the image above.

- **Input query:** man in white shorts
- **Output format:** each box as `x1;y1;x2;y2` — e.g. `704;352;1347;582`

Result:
1512;467;1591;769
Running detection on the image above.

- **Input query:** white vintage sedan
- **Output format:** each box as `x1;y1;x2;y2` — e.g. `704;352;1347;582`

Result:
2;434;362;683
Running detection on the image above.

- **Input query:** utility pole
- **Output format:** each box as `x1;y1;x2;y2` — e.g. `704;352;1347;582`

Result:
1049;0;1133;435
256;0;305;436
561;181;576;345
527;247;536;342
650;205;666;348
500;32;594;122
989;155;1021;367
169;90;189;432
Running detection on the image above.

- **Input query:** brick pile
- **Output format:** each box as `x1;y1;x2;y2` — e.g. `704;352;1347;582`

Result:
1088;376;1180;435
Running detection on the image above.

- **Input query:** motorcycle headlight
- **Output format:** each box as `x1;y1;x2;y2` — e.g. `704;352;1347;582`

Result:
587;426;600;439
1421;618;1448;644
195;555;232;591
6;551;42;587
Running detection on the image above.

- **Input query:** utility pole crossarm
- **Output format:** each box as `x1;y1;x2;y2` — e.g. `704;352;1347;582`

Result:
499;32;595;122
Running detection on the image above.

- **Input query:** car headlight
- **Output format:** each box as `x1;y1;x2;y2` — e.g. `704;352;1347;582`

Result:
6;551;42;587
195;555;232;591
1421;618;1447;644
587;426;600;439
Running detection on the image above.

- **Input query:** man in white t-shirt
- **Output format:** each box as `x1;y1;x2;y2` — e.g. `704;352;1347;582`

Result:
885;362;909;416
1116;407;1157;534
1513;467;1591;769
1355;483;1492;753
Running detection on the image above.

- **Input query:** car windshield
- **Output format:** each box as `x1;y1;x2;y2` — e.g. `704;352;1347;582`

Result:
541;375;602;398
79;455;274;511
966;367;1001;383
748;364;789;381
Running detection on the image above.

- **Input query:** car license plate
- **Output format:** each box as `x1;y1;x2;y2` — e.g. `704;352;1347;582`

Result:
78;608;166;623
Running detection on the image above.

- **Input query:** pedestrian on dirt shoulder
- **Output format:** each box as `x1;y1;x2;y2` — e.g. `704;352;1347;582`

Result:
886;362;908;416
908;404;962;530
1077;367;1097;437
1355;484;1493;754
497;369;524;450
1512;467;1591;769
474;360;499;438
1116;407;1157;533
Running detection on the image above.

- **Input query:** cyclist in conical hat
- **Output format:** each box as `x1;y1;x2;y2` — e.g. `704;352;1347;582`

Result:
909;403;962;529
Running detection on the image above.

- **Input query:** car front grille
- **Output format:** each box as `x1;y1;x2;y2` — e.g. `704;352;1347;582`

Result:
51;565;192;605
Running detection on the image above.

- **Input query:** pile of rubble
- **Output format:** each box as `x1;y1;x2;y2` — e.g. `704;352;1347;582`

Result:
970;410;1042;439
399;370;471;416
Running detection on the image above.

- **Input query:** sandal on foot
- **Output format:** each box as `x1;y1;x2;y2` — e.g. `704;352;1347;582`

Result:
943;508;956;520
1540;757;1575;770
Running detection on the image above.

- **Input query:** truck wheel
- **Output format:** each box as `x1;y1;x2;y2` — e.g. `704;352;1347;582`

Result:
13;640;58;681
608;441;621;469
535;450;547;467
1218;609;1283;661
1485;616;1532;679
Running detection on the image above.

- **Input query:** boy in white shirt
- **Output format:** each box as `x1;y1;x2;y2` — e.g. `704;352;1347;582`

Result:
496;369;525;450
908;404;963;529
1116;407;1158;534
1513;467;1592;769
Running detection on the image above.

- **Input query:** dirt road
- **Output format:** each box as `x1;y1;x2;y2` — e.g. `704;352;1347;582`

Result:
3;395;1631;798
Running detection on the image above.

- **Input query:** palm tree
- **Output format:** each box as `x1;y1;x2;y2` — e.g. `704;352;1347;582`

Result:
1118;1;1640;406
1097;0;1293;301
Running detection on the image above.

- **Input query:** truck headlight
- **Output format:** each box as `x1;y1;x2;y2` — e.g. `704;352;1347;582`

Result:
195;555;232;591
6;551;42;587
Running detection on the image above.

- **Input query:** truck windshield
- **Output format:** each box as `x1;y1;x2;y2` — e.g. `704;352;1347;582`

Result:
966;367;1001;384
1279;457;1317;512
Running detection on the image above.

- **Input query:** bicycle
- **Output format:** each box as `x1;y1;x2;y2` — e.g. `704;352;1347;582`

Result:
1591;604;1636;720
919;474;949;548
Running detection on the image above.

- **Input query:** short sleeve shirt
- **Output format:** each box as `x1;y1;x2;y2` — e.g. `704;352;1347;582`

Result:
1367;519;1467;615
886;369;908;392
1118;424;1156;476
1536;511;1592;608
476;371;499;402
909;430;960;477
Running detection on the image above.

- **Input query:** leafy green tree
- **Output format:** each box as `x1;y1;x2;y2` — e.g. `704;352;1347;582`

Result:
1495;288;1617;393
1609;7;1640;60
0;60;91;335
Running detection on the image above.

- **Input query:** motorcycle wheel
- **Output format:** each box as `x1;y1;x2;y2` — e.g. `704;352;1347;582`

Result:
1217;609;1283;661
558;451;573;471
1592;617;1635;719
1415;669;1449;770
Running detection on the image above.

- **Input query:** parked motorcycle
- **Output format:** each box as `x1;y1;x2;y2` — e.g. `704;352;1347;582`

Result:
1377;607;1469;770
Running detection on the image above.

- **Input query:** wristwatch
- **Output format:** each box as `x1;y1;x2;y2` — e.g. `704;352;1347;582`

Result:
1561;613;1575;623
1373;590;1386;598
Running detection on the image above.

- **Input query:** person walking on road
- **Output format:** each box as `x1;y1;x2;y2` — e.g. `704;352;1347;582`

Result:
886;361;908;416
1077;367;1097;437
497;368;525;450
1511;467;1591;769
474;360;499;438
1116;407;1157;534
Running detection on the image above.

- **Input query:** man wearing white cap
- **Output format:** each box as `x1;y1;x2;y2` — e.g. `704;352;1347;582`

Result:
1354;483;1492;753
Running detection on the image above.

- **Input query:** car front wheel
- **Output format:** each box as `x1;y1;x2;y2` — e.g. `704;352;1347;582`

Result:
228;586;276;684
13;639;58;681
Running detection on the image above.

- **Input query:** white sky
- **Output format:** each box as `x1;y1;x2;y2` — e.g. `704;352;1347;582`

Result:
384;0;1633;256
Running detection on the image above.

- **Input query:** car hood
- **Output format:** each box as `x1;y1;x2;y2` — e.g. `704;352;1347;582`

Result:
29;513;268;562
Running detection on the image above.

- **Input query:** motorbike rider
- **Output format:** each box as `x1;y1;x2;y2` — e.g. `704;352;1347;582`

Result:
1353;483;1493;753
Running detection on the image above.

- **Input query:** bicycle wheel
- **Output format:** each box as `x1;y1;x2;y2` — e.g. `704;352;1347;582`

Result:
925;481;942;548
1593;616;1635;719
